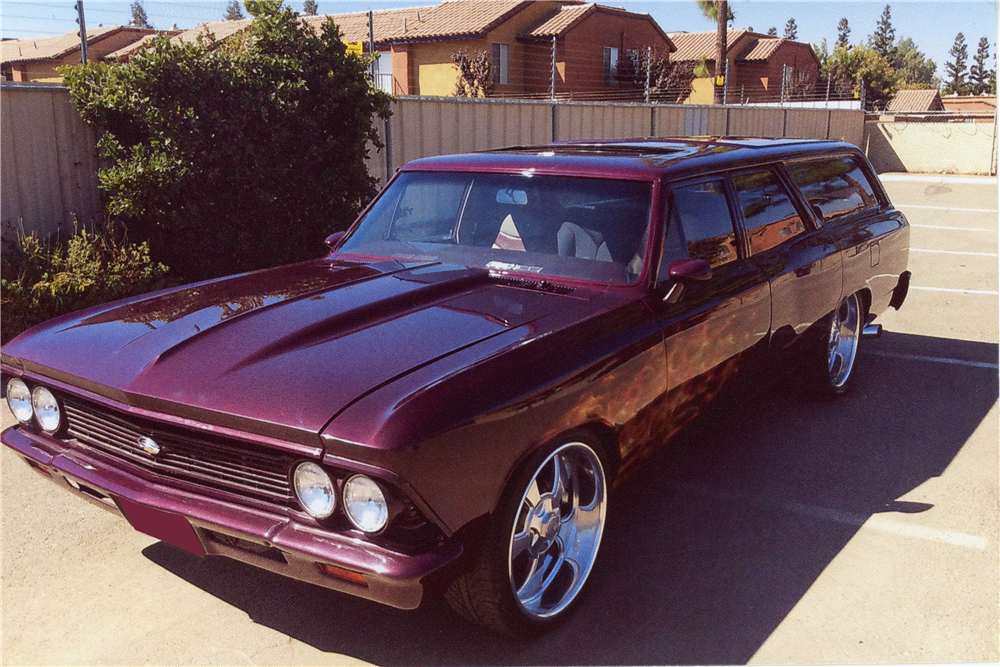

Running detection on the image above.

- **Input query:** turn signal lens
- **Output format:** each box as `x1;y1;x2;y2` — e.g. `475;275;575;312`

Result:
316;563;368;586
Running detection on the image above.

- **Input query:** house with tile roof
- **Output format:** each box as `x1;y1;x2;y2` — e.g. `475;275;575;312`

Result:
667;29;819;104
887;89;944;113
1;27;158;82
126;1;674;98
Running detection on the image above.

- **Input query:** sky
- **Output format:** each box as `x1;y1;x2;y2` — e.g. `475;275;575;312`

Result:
2;0;996;79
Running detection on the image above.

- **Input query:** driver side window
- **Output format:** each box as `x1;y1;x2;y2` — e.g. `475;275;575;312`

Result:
660;179;739;279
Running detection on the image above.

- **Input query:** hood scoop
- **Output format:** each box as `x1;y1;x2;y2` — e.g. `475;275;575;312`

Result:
490;276;575;295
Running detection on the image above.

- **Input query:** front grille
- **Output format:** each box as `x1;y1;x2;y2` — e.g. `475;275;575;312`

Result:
62;397;296;504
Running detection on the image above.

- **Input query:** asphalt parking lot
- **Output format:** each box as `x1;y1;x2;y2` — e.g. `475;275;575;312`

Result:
1;173;997;666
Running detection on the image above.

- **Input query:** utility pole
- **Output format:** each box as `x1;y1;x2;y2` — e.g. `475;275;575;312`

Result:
644;46;651;103
550;35;556;100
715;0;727;104
75;1;88;64
368;10;376;81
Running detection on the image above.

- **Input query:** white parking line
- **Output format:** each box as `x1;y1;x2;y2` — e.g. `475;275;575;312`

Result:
667;481;990;551
911;224;997;232
880;174;998;185
910;286;999;295
897;204;998;213
910;248;999;257
862;349;999;370
784;502;989;551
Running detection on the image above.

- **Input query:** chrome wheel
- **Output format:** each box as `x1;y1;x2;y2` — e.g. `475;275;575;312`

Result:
508;442;606;620
827;293;861;388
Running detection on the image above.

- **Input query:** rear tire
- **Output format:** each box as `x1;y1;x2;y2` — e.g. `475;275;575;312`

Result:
806;292;863;397
445;432;609;636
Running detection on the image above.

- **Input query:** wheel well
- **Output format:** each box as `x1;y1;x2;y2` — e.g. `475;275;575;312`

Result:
578;421;621;484
857;288;872;320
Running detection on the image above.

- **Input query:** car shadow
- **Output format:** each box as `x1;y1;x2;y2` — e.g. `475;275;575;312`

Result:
143;330;998;665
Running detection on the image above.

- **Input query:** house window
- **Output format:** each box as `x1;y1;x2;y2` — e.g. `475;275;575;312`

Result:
373;50;393;95
604;46;619;86
491;43;510;85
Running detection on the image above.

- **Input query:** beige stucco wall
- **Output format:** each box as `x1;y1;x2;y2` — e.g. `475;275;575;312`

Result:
686;77;715;105
865;121;997;175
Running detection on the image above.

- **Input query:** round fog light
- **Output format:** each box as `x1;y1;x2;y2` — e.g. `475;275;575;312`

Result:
293;462;336;519
6;378;33;424
343;475;388;533
31;386;61;433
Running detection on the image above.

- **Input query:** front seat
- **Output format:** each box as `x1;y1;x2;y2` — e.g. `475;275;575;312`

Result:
492;214;525;252
557;222;613;262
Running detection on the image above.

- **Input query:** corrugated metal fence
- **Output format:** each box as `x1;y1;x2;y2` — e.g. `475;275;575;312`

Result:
2;85;864;241
369;96;866;185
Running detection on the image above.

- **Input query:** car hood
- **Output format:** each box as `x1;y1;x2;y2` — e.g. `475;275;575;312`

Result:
2;258;594;445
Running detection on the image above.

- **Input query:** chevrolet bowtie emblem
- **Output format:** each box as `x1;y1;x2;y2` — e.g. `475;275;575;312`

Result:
137;436;161;456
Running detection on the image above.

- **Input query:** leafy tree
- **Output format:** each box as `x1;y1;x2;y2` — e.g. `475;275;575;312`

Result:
869;4;895;60
970;37;991;94
620;50;696;103
452;50;494;97
302;0;318;16
784;18;797;40
893;37;937;88
826;43;898;110
225;0;245;20
836;18;850;48
767;27;777;36
61;2;391;281
814;39;830;75
989;69;997;95
129;0;153;29
944;32;969;94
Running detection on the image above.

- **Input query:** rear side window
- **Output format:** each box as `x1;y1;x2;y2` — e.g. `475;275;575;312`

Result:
732;169;806;254
663;180;739;271
787;156;879;221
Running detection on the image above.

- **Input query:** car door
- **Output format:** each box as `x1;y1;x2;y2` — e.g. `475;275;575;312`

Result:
651;176;771;426
730;165;843;351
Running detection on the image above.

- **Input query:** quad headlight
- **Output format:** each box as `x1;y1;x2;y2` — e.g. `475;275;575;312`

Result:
343;475;388;533
293;462;337;519
6;378;33;424
31;386;61;433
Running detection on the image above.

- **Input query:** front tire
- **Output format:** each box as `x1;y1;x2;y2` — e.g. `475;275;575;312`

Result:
445;434;609;635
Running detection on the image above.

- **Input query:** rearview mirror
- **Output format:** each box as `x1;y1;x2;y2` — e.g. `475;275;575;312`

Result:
663;258;712;304
325;231;346;249
668;258;713;282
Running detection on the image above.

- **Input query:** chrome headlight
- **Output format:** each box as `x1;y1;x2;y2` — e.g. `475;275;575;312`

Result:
343;475;388;533
293;462;337;519
6;378;33;424
31;386;61;433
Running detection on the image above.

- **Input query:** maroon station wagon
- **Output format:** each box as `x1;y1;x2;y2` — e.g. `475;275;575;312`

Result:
1;138;910;635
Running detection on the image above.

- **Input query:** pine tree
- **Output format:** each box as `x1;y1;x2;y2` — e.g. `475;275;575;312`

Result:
836;18;851;48
970;37;991;94
767;27;777;36
302;0;318;16
784;18;797;40
225;0;245;20
944;32;969;94
129;0;153;29
869;5;895;60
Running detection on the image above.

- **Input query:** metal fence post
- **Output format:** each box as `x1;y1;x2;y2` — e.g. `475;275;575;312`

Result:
75;1;88;64
551;36;557;101
384;112;393;183
644;46;651;104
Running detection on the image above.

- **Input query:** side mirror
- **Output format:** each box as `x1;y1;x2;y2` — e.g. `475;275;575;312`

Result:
324;231;346;249
668;258;713;282
663;258;712;304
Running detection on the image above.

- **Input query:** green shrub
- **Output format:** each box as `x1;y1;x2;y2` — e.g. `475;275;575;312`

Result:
61;0;391;282
1;224;170;343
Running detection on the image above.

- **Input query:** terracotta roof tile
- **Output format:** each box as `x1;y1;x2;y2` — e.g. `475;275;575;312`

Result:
887;88;944;112
1;26;129;64
522;4;595;38
737;36;784;61
667;29;747;62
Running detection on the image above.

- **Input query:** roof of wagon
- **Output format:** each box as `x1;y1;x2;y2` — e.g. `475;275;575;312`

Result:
400;137;855;179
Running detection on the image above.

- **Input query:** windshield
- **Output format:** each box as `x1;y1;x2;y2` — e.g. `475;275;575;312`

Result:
338;172;653;284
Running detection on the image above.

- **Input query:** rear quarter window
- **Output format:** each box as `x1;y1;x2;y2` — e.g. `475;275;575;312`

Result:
787;156;880;221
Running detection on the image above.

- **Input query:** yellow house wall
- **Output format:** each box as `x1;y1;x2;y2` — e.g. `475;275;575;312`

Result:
686;77;715;105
